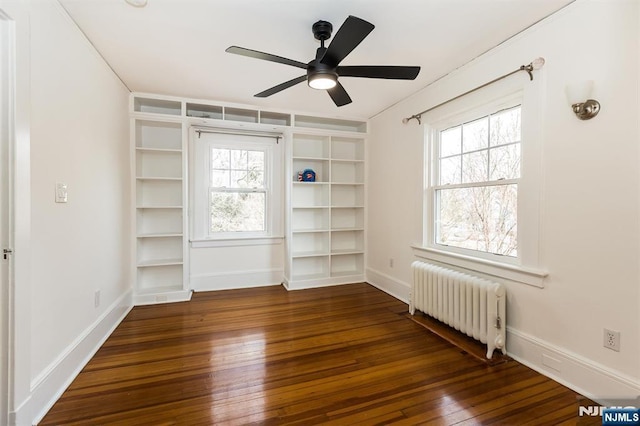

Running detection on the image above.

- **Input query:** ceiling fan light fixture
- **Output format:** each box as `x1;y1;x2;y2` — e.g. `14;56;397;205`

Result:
308;73;337;90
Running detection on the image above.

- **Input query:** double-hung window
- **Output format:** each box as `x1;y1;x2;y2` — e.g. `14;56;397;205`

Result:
191;131;283;243
434;105;521;258
421;83;546;287
210;146;267;233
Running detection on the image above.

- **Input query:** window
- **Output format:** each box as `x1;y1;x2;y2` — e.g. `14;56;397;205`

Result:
435;106;521;257
419;82;546;287
191;131;283;243
210;147;266;233
423;88;534;266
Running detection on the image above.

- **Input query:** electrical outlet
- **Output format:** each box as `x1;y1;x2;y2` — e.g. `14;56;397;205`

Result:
94;290;101;308
603;328;620;352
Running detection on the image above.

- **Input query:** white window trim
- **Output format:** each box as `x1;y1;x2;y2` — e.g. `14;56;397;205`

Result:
411;245;547;288
190;128;284;247
191;236;283;248
420;76;547;286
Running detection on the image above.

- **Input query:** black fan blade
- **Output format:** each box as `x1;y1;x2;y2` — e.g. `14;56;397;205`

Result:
337;65;420;80
319;16;374;67
327;82;352;107
255;75;307;98
226;46;308;70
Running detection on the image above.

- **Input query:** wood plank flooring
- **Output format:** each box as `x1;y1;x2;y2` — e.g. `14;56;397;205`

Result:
40;283;599;425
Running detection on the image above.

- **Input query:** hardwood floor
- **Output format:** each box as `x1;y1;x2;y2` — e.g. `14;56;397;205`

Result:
40;283;599;425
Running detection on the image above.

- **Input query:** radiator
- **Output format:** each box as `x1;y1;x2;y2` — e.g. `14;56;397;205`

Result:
410;260;506;359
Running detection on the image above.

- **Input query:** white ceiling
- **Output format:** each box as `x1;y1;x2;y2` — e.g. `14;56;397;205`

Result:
58;0;574;119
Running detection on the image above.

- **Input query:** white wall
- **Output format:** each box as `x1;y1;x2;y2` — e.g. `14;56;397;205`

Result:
0;0;132;424
190;243;284;291
367;0;640;401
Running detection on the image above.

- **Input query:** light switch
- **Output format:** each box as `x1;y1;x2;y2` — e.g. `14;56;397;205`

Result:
55;182;68;203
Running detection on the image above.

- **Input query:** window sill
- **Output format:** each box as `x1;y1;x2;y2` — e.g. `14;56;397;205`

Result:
191;236;284;248
411;245;548;288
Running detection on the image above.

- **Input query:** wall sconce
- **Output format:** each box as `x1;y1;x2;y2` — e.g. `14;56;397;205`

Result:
565;80;600;120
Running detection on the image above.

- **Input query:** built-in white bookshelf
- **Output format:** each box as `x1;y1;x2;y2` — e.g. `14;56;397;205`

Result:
287;132;366;289
133;95;367;133
132;114;190;304
134;97;182;116
131;93;368;298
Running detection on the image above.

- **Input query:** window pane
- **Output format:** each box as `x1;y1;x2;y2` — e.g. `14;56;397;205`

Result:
230;170;249;188
440;156;461;185
211;148;230;169
461;150;488;183
247;171;264;187
231;149;248;169
490;107;521;146
462;117;489;152
248;150;264;169
440;126;461;157
210;191;265;233
211;169;229;187
490;144;521;180
231;170;264;188
436;184;517;257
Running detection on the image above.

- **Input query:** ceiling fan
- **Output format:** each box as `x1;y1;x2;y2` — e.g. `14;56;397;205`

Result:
226;15;421;107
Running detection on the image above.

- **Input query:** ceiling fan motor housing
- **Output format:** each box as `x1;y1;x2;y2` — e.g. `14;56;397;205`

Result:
312;20;333;41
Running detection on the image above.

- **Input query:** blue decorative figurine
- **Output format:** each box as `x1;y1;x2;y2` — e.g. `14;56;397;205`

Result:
298;169;316;182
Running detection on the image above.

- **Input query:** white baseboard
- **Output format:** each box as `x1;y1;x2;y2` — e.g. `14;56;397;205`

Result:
283;274;365;291
191;268;284;292
365;267;410;303
16;289;133;426
506;327;640;405
134;289;192;306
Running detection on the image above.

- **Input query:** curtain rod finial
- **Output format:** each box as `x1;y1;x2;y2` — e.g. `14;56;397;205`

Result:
402;114;422;125
531;57;545;70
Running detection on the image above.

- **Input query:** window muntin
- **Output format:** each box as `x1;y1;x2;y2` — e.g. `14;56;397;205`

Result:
434;105;521;258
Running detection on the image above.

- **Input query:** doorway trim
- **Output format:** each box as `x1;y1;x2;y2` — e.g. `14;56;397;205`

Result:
0;7;16;426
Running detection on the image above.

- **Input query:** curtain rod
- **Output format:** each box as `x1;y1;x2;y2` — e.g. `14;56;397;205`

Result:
194;127;283;143
402;57;545;125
